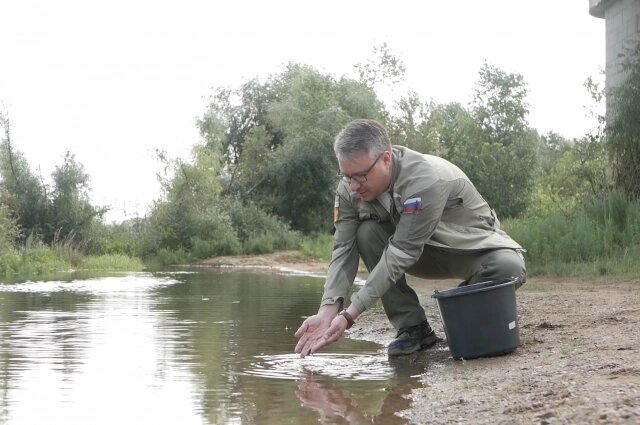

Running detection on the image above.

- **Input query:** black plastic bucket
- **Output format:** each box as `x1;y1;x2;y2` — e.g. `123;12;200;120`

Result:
432;277;521;360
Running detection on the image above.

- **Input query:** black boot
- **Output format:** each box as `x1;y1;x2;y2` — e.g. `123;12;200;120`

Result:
388;321;437;356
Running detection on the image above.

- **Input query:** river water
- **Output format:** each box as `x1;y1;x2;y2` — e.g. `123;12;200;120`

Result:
0;269;447;424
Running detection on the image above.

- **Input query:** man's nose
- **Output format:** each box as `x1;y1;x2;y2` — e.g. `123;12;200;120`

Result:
349;179;362;190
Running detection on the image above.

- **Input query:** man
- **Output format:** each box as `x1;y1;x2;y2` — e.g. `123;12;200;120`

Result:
295;119;525;357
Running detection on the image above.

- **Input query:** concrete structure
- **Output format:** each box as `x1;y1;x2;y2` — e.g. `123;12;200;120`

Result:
589;0;640;91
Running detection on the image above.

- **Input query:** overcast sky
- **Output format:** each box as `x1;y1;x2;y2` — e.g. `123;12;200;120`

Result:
0;0;605;222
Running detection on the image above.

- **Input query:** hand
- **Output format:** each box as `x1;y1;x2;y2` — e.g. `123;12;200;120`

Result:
294;314;331;357
296;377;367;422
294;313;349;357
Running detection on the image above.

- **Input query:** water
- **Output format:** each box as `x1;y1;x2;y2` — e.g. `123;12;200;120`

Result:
0;269;447;424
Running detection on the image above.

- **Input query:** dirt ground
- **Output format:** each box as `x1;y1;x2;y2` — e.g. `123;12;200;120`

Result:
197;252;640;424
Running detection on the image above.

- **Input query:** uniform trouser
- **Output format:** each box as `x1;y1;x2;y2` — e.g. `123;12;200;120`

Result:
356;220;526;332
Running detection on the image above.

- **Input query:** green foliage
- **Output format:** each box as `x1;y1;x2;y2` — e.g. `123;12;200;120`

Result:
299;233;334;262
0;118;48;240
49;150;106;244
77;254;144;271
263;65;381;232
354;42;407;88
538;131;572;175
1;113;105;249
151;248;191;268
96;218;155;259
150;143;239;255
424;103;479;159
223;197;301;252
528;138;610;216
0;202;19;251
473;63;529;139
608;39;640;196
198;63;383;233
528;78;611;218
505;191;640;276
467;63;539;218
144;143;301;262
0;241;71;277
385;92;441;155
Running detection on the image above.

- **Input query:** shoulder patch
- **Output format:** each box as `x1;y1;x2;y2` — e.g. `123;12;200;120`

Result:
403;197;423;214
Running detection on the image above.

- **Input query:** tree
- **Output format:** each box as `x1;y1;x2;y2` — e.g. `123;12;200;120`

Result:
538;131;572;175
354;42;407;88
49;151;106;246
608;40;640;196
0;203;19;251
468;63;540;218
424;102;480;162
197;63;383;233
149;144;239;256
260;64;383;232
0;110;48;240
385;92;441;156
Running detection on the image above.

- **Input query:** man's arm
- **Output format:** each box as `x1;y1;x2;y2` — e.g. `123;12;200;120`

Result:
350;182;450;313
320;189;361;307
295;186;360;357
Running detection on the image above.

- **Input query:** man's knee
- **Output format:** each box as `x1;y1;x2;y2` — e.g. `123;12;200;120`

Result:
468;249;526;288
494;249;527;288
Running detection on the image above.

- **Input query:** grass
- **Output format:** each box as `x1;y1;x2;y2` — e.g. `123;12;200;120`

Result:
77;254;144;271
3;192;639;279
299;233;334;262
0;245;144;279
504;191;640;278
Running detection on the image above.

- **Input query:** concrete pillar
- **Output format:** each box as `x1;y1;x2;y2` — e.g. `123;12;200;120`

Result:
590;0;640;92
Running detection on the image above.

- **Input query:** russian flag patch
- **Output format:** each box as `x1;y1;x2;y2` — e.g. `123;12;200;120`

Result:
403;197;423;214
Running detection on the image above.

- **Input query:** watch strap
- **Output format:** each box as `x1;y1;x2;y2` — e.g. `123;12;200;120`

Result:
339;310;355;329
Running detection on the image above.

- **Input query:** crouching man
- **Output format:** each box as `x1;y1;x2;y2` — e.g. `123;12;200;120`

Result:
295;119;525;357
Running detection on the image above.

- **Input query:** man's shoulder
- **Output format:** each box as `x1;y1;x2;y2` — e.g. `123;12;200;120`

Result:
392;145;450;166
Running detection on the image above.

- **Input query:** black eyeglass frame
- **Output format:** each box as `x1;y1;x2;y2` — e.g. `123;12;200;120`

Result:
336;151;385;184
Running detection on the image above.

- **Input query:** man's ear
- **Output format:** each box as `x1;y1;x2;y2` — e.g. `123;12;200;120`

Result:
382;150;392;167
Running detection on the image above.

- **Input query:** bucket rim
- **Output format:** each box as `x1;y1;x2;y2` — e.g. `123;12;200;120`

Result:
431;276;521;299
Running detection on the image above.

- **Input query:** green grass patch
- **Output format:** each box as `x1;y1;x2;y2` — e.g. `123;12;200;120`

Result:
505;191;640;277
77;254;145;271
299;234;334;262
0;245;71;277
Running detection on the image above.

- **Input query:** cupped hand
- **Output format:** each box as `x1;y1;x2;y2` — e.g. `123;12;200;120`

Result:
294;314;331;357
294;314;348;357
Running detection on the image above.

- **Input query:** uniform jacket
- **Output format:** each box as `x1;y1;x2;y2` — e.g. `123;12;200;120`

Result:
322;146;523;313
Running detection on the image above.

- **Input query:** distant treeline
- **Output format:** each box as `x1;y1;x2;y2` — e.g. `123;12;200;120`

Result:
1;42;639;276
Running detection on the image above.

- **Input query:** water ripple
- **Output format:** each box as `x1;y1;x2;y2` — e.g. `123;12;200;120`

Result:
242;352;394;381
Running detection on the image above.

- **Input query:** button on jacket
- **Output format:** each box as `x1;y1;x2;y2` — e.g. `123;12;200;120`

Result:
322;146;523;313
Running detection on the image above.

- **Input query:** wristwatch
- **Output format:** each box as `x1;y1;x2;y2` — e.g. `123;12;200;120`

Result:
338;310;355;329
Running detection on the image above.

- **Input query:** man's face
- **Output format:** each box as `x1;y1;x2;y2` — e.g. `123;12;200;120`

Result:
337;150;392;202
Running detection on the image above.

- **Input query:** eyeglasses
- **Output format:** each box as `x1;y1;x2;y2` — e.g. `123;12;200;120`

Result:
337;152;384;184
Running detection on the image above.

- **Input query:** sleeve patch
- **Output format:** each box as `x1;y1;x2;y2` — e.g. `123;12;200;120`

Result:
403;197;423;214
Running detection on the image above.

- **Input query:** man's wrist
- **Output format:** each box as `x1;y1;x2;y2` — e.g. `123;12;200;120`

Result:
338;310;355;329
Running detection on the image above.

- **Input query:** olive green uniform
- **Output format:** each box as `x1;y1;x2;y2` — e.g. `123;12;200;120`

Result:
322;146;525;330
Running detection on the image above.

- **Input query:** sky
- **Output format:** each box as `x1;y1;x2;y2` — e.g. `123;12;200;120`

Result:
0;0;605;223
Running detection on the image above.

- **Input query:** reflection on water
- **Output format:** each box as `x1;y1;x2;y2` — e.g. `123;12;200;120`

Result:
0;270;449;424
243;353;394;380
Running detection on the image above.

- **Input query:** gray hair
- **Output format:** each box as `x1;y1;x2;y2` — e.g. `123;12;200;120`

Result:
334;119;391;161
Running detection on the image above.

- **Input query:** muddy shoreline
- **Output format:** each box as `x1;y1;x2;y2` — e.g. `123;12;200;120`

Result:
195;253;640;424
